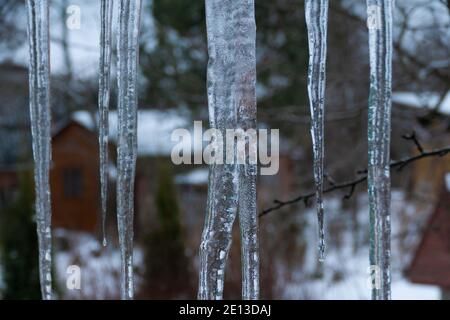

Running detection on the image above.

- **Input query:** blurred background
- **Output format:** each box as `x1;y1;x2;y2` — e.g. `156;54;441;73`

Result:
0;0;449;299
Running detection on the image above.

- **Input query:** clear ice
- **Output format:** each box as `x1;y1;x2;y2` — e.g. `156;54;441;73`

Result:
366;0;393;300
26;0;53;300
305;0;329;262
116;0;142;300
199;0;259;300
98;0;114;247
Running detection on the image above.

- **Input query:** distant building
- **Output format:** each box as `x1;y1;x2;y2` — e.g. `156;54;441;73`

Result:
393;91;450;299
407;176;450;299
0;63;296;240
393;91;450;205
0;117;103;232
51;120;101;232
0;62;194;234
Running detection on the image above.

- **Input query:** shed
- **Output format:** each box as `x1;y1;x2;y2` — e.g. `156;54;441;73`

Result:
407;175;450;298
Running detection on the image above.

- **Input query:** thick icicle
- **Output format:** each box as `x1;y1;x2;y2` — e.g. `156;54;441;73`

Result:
366;0;393;300
26;0;52;300
305;0;329;262
199;0;259;300
116;0;142;300
98;0;114;247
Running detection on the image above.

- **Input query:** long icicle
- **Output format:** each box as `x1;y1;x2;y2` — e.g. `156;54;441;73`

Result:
366;0;393;300
199;0;259;300
305;0;329;262
98;0;114;247
236;1;259;300
26;0;52;300
116;0;142;300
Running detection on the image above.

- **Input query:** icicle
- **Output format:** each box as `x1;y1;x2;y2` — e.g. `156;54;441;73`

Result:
366;0;393;300
238;157;259;300
305;0;329;262
98;0;114;247
236;4;259;300
199;0;259;300
116;0;142;300
26;0;52;300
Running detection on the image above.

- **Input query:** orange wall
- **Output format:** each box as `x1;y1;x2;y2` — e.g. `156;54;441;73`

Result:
51;123;100;232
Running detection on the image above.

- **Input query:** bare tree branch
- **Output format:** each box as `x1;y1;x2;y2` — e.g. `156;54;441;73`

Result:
260;134;450;217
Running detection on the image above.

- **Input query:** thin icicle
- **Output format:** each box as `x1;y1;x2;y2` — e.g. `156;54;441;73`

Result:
26;0;52;300
116;0;142;300
199;0;258;300
238;158;259;301
305;0;329;262
366;0;393;300
98;0;114;247
236;3;258;300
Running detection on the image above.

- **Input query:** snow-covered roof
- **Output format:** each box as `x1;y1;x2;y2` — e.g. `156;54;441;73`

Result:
446;173;450;192
175;168;209;185
73;110;189;156
392;91;450;115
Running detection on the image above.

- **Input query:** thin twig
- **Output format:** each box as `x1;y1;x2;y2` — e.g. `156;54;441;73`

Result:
402;131;424;154
260;137;450;217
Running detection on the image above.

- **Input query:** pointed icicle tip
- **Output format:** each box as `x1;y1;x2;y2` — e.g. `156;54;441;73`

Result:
318;250;325;263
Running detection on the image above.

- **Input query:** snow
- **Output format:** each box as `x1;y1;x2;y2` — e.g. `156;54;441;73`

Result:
54;229;143;300
280;192;440;300
392;91;450;115
391;281;439;300
73;109;189;156
445;172;450;191
175;168;209;185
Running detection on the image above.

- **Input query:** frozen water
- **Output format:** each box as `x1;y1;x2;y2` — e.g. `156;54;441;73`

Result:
305;0;329;262
116;0;142;300
98;0;114;247
366;0;394;300
199;0;259;300
26;0;53;300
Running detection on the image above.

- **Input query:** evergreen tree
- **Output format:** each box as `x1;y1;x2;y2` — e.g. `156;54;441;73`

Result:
1;172;40;299
143;163;192;298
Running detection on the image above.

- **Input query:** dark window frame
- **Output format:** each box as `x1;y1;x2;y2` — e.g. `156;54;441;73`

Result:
63;168;83;198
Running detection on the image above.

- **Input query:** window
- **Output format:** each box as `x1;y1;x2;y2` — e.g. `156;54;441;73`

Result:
63;168;83;198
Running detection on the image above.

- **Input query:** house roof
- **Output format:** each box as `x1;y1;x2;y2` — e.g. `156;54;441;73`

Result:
73;109;191;157
407;176;450;287
175;168;208;185
393;91;450;115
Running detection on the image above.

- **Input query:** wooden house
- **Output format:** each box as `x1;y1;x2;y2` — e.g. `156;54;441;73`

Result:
406;178;450;299
50;120;101;232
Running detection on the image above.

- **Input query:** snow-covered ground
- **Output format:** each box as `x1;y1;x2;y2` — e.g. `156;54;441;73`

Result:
54;229;143;300
0;191;438;300
278;191;440;300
